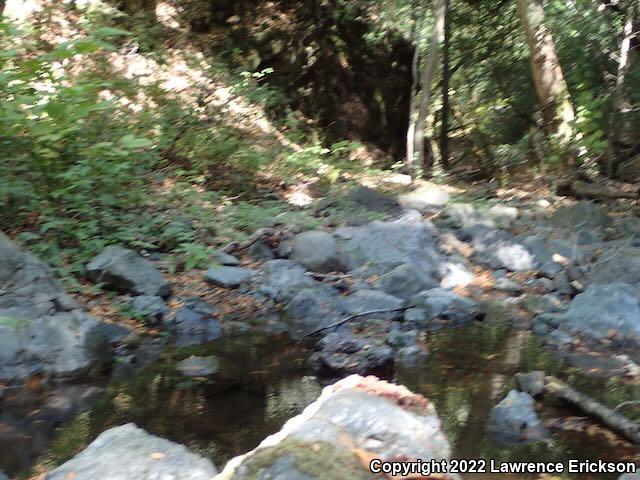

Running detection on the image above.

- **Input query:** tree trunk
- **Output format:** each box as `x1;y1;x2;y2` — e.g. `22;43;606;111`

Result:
406;0;447;178
0;0;5;16
439;0;451;171
517;0;576;161
608;0;639;173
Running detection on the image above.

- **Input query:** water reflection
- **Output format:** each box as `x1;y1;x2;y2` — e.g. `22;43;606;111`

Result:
4;318;640;479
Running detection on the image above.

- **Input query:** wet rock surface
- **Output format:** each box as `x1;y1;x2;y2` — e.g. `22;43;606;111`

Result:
217;375;455;479
0;232;100;381
44;423;218;480
489;390;549;445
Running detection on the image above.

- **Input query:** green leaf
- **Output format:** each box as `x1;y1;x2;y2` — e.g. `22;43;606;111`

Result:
119;135;153;149
93;27;132;38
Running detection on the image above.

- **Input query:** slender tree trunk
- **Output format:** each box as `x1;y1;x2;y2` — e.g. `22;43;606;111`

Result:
608;0;638;173
439;0;451;171
406;43;420;177
406;0;446;178
517;0;576;163
0;1;5;16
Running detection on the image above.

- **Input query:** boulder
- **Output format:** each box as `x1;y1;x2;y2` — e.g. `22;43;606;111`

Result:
550;201;612;231
488;390;549;445
44;423;217;480
375;263;438;299
587;248;640;288
284;286;345;338
204;266;255;288
466;226;536;271
129;295;168;325
86;246;171;297
336;218;442;278
554;283;640;343
217;375;455;480
398;184;450;213
347;186;401;214
342;289;405;321
214;250;241;266
258;260;316;303
406;288;481;329
439;260;475;289
166;298;223;347
515;371;545;397
290;230;347;273
0;232;100;381
310;332;394;378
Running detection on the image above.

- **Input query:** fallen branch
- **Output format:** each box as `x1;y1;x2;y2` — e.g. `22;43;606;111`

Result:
564;180;639;200
305;271;353;281
542;376;640;445
304;305;415;338
222;228;276;254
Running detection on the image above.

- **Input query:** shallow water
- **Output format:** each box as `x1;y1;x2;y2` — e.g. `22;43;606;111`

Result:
3;318;640;479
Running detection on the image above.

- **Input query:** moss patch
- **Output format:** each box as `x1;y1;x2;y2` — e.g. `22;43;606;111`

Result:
238;438;375;480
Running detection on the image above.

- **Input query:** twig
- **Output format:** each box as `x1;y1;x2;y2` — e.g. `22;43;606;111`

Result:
222;228;276;254
615;401;640;412
305;271;353;281
304;305;415;337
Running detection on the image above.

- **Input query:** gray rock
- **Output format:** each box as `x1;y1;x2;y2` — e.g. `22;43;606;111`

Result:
439;260;475;289
0;232;100;381
284;287;345;338
347;186;401;213
467;226;536;271
556;283;640;343
522;294;563;314
375;263;438;300
86;246;172;297
310;332;394;378
440;203;495;229
204;266;255;288
167;298;222;347
519;235;586;265
494;277;522;293
587;248;640;288
408;288;481;328
214;250;241;266
539;261;563;278
248;240;275;261
177;356;219;377
398;184;450;213
550;201;612;230
130;295;168;325
488;390;549;445
336;218;442;278
218;375;454;479
290;230;347;273
0;471;7;480
258;260;316;303
395;345;429;368
553;272;574;296
44;423;217;480
516;371;545;397
619;474;640;480
619;216;640;246
486;204;519;229
342;289;405;320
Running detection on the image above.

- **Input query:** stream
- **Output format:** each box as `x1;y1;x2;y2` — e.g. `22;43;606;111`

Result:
2;302;640;479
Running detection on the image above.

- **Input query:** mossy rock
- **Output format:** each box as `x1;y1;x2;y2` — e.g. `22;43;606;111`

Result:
229;438;375;480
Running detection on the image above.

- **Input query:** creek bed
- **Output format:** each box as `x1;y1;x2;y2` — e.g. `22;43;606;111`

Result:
3;319;640;479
